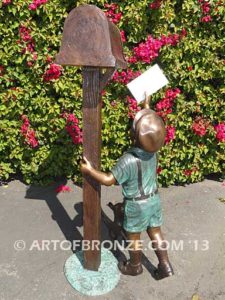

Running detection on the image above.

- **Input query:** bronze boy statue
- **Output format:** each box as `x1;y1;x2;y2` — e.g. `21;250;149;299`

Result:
80;95;174;278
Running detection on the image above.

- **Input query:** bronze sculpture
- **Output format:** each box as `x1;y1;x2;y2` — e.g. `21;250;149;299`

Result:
81;95;174;278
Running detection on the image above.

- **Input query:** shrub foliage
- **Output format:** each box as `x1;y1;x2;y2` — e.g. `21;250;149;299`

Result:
0;0;224;185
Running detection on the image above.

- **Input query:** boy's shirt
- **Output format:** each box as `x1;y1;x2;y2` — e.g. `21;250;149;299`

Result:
111;147;158;200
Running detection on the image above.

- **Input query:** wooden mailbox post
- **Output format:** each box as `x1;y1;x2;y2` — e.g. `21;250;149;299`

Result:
55;5;127;271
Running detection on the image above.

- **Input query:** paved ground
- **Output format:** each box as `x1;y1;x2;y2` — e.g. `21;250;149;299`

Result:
0;178;225;300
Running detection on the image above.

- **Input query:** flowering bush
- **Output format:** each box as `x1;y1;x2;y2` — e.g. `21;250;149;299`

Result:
0;0;224;185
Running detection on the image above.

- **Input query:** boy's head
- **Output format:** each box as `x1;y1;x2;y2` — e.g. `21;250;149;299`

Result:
132;109;166;153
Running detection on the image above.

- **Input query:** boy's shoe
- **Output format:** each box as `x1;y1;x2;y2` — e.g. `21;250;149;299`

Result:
155;262;174;279
118;260;143;276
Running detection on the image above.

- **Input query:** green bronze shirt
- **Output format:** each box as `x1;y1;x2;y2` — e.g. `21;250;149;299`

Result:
111;147;158;199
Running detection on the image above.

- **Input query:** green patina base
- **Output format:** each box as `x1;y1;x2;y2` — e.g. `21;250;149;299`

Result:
64;247;120;296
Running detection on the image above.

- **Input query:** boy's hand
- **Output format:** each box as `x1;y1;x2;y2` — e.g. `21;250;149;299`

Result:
143;92;150;109
80;156;93;175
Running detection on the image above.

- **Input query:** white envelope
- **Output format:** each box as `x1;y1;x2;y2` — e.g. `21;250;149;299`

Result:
127;64;169;103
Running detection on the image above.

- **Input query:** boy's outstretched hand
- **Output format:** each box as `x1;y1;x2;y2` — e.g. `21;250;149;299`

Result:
80;156;93;175
143;92;151;109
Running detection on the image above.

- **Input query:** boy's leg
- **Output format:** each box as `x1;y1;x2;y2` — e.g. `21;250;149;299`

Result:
118;231;143;276
147;226;174;279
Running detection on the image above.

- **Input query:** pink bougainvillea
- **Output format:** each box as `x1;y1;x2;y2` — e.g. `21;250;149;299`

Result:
46;55;52;63
120;30;126;43
192;117;209;137
155;88;181;120
20;115;39;148
149;0;161;9
131;32;185;64
43;63;62;82
2;0;11;5
157;166;162;174
113;69;141;85
19;25;35;54
104;3;122;24
183;169;192;176
201;15;212;22
165;126;176;144
110;100;117;107
19;26;33;43
55;184;71;193
29;0;48;10
183;167;198;176
199;0;212;22
214;123;225;142
127;96;141;119
62;113;83;145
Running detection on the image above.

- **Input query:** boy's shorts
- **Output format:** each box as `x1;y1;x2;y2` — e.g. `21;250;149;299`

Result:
123;193;163;233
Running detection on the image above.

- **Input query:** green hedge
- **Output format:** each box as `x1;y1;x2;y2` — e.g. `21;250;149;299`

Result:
0;0;224;185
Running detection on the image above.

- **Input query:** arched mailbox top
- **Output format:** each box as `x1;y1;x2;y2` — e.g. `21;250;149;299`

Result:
55;4;127;68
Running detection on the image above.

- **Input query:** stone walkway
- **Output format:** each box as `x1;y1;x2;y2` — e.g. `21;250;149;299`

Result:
0;179;225;300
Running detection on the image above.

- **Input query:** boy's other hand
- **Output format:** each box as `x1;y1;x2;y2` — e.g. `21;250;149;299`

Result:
80;156;93;175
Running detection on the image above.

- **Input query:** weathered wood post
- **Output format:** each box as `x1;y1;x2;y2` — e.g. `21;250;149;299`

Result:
55;5;127;271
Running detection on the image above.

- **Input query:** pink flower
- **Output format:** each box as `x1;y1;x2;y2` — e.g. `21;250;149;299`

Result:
110;100;117;107
43;63;62;82
33;53;38;61
132;32;184;64
20;115;39;148
19;26;33;42
157;166;162;174
201;3;211;14
62;112;83;145
46;55;52;63
214;123;225;142
165;126;176;144
183;169;192;176
29;0;48;10
27;61;33;67
155;88;180;119
165;88;181;99
149;0;161;9
2;0;11;5
55;185;71;193
199;0;212;22
29;3;37;10
19;25;35;54
127;56;138;64
183;167;198;176
113;69;141;85
104;3;122;24
120;30;126;43
127;96;141;119
181;28;187;37
201;15;212;22
192;117;209;137
156;98;172;111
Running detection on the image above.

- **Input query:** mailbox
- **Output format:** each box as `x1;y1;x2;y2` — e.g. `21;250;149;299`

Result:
55;4;127;68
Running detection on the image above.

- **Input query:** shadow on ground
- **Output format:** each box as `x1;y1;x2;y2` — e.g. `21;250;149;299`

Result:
24;180;157;278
